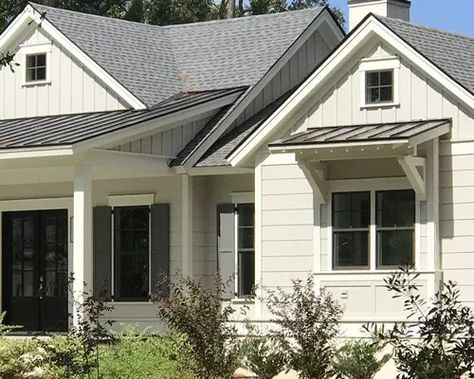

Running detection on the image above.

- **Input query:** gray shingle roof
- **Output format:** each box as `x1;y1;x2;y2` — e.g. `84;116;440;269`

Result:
377;16;474;95
270;119;451;147
195;91;293;167
30;3;324;107
0;88;244;148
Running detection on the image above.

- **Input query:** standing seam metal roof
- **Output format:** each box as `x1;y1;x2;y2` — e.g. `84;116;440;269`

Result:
29;3;324;107
269;119;451;146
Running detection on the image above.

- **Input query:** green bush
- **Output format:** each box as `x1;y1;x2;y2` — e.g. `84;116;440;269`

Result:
98;330;195;379
333;340;390;379
0;338;47;379
240;324;285;379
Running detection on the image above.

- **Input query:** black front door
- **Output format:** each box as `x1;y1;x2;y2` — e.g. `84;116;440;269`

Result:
2;210;68;333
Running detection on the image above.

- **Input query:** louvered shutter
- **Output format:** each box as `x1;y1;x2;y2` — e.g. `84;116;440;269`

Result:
151;204;170;296
93;206;112;298
217;204;236;299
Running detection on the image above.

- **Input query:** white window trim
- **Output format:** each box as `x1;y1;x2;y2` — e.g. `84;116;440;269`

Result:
326;178;420;273
107;193;154;303
359;56;400;108
20;42;52;87
231;192;255;300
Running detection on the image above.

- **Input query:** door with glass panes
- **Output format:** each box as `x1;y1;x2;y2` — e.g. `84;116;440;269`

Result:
2;210;68;332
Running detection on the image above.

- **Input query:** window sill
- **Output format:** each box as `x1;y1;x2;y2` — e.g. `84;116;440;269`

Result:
315;269;435;275
360;102;400;109
229;297;255;305
22;80;51;87
108;301;153;305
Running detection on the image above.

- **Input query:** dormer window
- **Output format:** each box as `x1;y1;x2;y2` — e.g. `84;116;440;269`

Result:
366;70;393;104
25;53;47;83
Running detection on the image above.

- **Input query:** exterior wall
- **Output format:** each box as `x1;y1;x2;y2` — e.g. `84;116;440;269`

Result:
0;26;127;120
233;29;333;129
112;112;216;157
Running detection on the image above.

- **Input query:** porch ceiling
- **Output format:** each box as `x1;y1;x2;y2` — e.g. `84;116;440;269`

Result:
269;119;451;152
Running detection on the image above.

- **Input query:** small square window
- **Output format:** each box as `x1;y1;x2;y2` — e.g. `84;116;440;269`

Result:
366;70;393;104
25;53;47;83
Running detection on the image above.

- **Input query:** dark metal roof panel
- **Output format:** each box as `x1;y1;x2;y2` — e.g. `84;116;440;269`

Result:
0;88;244;149
271;119;451;146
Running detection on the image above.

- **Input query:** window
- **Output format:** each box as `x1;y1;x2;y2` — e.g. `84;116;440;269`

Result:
331;190;415;270
366;70;393;104
332;192;370;269
237;203;255;297
25;53;47;82
376;190;415;268
113;206;150;301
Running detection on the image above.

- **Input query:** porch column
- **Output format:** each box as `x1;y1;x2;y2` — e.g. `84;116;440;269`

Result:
181;175;193;277
72;165;93;322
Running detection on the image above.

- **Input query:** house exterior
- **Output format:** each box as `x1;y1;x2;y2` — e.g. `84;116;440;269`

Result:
0;0;473;367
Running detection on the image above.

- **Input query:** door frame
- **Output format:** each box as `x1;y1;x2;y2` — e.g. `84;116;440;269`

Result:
0;197;73;331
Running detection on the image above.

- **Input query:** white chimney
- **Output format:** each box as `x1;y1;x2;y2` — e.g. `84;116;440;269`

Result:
348;0;411;30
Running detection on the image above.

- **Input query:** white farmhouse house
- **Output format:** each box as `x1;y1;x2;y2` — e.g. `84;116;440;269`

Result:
0;0;472;353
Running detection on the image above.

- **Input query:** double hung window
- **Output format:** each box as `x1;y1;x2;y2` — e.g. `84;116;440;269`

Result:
25;53;47;83
332;190;415;270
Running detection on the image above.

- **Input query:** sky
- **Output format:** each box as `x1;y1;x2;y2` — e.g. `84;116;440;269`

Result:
330;0;474;36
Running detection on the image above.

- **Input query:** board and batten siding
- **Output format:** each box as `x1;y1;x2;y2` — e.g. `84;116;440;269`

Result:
232;29;333;130
0;26;127;120
111;112;216;157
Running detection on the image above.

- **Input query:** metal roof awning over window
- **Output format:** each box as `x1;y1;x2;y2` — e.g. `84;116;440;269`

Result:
269;119;451;153
268;119;451;204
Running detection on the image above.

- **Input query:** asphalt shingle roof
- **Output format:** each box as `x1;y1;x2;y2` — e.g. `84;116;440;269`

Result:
377;16;474;95
0;88;244;148
30;3;324;107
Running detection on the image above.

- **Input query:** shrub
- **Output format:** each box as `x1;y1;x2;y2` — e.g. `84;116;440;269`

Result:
0;338;46;379
333;340;390;379
155;274;240;379
240;324;285;379
99;329;195;379
266;275;342;379
367;266;474;379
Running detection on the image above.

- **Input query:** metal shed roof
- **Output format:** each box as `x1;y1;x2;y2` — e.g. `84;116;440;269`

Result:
269;119;451;149
0;88;244;149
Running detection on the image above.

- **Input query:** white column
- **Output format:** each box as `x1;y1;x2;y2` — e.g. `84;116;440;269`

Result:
181;175;193;277
254;155;263;319
72;164;93;324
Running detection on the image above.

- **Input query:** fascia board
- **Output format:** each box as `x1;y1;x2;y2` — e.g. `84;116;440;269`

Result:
229;16;473;167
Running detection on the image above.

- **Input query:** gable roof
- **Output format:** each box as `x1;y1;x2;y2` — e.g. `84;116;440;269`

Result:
377;16;474;95
0;88;244;149
30;3;324;107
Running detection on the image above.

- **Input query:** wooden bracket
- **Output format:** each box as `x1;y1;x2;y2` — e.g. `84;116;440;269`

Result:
398;155;426;200
297;159;328;203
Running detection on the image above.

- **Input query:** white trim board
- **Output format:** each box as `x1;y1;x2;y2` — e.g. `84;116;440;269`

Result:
229;15;473;167
0;5;145;109
182;9;345;168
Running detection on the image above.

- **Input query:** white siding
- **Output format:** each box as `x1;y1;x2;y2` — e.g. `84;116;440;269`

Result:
295;41;474;140
0;27;127;120
112;113;216;157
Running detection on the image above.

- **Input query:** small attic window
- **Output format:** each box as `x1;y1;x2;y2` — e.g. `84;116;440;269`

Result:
365;70;393;104
25;53;47;82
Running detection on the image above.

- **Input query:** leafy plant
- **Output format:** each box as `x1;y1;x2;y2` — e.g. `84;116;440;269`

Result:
333;340;390;379
154;273;240;379
0;338;47;379
266;275;342;379
240;323;285;379
0;311;21;336
99;328;195;379
367;266;474;379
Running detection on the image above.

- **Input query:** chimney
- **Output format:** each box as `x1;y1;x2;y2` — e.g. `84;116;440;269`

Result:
348;0;411;30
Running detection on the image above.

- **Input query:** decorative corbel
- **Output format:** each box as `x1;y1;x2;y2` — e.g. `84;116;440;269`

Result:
398;155;426;200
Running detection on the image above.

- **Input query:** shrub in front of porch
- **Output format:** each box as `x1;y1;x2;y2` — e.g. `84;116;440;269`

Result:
154;274;241;379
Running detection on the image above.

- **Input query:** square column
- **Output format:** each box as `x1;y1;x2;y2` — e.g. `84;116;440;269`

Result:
72;165;93;323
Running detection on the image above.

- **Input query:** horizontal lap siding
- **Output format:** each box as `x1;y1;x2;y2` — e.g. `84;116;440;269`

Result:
261;156;314;288
440;141;474;307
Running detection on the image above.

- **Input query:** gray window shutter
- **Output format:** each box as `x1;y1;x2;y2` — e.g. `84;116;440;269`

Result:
93;206;112;299
217;204;236;299
151;204;170;295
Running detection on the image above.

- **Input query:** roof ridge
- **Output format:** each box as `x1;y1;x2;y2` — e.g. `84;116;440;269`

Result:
30;2;322;30
375;14;474;41
164;7;323;29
